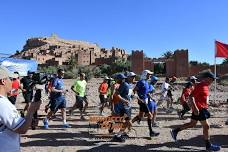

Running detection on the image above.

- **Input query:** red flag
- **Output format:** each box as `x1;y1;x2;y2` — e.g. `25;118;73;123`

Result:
215;40;228;58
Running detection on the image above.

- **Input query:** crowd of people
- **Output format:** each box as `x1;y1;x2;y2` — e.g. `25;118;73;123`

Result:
0;65;224;152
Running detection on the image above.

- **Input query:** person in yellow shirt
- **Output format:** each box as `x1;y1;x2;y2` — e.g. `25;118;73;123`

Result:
69;73;88;120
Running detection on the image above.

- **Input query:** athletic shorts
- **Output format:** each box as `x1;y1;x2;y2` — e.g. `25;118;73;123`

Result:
139;101;149;113
76;95;85;111
23;92;33;103
113;102;131;119
50;96;66;113
147;100;157;113
182;102;190;112
99;94;107;104
191;108;210;121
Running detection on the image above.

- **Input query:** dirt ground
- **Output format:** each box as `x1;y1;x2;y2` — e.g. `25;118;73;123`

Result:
16;78;228;152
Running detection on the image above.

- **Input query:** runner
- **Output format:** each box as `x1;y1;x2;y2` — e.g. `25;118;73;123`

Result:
20;71;35;117
7;72;20;105
69;73;88;120
170;71;221;151
98;76;109;115
148;75;159;127
113;73;132;134
43;69;70;129
156;77;171;112
132;70;160;138
177;82;194;119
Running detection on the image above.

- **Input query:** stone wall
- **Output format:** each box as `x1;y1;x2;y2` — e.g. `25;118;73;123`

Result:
131;50;144;74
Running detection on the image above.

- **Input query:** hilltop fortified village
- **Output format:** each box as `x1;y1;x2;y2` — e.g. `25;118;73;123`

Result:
12;35;228;77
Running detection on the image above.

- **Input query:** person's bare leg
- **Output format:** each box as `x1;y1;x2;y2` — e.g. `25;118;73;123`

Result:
83;99;88;113
61;108;67;124
200;120;210;141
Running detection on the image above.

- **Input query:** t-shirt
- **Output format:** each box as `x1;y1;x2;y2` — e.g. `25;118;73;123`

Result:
117;82;130;101
136;80;149;100
148;84;155;102
180;88;192;104
72;80;87;97
111;83;120;104
191;82;209;110
161;82;170;97
98;82;108;95
50;77;65;98
10;79;20;96
21;76;33;93
0;95;25;152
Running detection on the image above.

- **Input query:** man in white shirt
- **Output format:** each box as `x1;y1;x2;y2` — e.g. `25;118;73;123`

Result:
157;77;171;110
0;66;41;152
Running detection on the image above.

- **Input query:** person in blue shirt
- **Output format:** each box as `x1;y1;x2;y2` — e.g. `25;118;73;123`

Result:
147;76;159;127
112;73;132;134
43;69;70;129
132;70;159;138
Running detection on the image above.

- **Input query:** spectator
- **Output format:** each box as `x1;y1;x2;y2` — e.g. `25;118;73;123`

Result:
0;66;41;152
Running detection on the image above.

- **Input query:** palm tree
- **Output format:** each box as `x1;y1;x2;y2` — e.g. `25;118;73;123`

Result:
162;51;173;59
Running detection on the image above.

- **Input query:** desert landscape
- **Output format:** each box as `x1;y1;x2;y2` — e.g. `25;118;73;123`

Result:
14;78;228;152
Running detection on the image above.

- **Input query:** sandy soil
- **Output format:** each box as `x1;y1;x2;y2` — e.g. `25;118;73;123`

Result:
16;78;228;152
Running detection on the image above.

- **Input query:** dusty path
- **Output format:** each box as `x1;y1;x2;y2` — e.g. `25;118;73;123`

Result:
16;79;228;152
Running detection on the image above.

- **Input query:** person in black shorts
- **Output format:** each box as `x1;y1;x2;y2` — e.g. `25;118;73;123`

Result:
132;70;159;138
20;71;35;117
170;71;221;151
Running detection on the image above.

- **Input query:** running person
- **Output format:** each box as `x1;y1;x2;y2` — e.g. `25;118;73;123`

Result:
43;69;70;129
98;76;109;115
148;75;159;127
20;71;35;117
170;71;221;151
112;73;132;134
156;77;171;111
132;70;159;138
69;73;88;120
177;82;194;119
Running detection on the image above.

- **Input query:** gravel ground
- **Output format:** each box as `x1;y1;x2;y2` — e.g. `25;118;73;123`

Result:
16;78;228;152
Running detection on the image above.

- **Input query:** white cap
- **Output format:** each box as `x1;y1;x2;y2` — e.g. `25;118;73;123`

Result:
190;76;197;80
144;70;153;75
141;70;153;80
104;76;110;80
127;72;136;77
0;66;18;79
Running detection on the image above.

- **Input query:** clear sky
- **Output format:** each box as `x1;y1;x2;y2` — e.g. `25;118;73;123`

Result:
0;0;227;64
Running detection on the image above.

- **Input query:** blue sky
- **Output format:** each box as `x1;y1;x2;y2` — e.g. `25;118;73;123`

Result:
0;0;228;64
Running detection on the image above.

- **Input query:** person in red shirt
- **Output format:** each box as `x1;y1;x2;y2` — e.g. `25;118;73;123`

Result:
7;72;20;105
98;76;109;115
177;82;193;119
170;71;221;151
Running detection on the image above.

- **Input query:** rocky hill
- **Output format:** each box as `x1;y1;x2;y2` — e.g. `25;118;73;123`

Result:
12;35;128;66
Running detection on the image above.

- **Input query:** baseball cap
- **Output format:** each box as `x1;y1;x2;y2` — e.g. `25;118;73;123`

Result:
202;71;218;80
27;70;34;75
0;66;18;79
104;76;110;80
127;72;136;77
143;70;153;75
190;76;197;80
151;76;158;82
115;73;127;79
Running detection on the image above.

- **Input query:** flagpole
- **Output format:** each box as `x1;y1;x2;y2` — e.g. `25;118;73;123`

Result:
214;40;217;103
